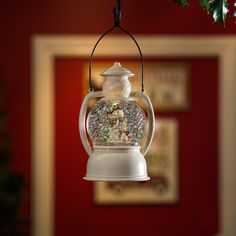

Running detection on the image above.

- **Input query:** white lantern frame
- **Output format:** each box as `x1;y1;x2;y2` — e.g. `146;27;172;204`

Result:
79;10;156;181
79;89;155;181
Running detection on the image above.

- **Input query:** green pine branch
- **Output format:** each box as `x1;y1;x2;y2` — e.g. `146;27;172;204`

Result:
172;0;189;7
0;82;27;235
208;0;229;25
172;0;230;25
199;0;209;9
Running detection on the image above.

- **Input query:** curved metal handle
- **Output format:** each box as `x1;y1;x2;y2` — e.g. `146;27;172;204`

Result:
130;91;155;156
79;91;103;156
88;27;144;92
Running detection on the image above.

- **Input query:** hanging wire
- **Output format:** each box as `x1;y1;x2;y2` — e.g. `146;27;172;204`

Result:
88;0;144;93
88;26;115;91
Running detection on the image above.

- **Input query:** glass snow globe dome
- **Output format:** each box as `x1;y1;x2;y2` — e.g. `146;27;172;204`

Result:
87;62;146;147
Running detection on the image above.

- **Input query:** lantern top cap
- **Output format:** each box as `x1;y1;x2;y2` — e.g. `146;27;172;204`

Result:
100;62;134;77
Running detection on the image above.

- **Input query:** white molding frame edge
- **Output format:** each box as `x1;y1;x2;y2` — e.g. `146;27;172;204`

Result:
32;35;236;236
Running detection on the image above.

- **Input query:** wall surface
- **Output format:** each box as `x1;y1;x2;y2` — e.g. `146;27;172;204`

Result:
55;57;218;236
1;0;236;235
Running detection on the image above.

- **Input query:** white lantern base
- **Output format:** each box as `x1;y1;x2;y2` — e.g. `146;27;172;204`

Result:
83;146;150;181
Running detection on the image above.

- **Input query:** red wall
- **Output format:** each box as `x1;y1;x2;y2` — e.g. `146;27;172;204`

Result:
55;57;218;236
1;0;235;235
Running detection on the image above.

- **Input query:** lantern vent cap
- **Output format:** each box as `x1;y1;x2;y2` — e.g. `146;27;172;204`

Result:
100;62;134;77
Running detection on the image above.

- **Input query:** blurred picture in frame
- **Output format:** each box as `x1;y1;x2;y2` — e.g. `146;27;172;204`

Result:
83;61;190;111
94;118;179;205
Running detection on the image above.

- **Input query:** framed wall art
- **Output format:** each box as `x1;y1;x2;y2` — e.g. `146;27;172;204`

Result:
32;36;236;236
83;62;190;111
94;118;179;205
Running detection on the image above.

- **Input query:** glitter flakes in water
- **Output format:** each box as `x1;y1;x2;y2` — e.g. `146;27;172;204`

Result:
87;99;146;146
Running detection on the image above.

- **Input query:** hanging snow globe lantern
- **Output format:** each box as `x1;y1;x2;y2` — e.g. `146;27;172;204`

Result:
79;0;155;181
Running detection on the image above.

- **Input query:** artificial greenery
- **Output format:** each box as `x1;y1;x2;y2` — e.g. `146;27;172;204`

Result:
173;0;189;7
0;81;26;236
172;0;232;25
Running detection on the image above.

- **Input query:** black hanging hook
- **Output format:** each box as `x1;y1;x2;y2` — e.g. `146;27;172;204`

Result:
113;0;121;27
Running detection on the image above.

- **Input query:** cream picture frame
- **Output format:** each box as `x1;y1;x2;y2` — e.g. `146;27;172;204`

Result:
32;36;236;236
